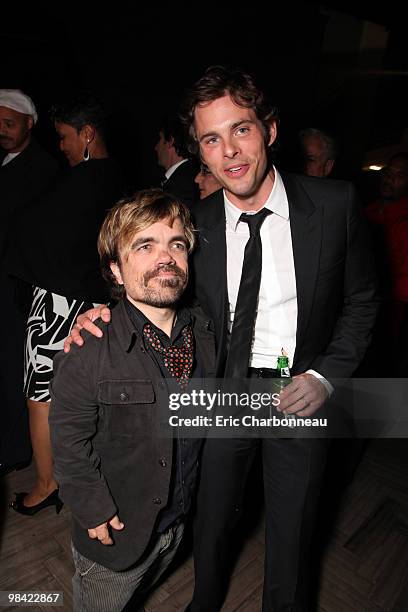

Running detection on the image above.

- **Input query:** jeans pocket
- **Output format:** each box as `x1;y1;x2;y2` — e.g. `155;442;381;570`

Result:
71;543;98;577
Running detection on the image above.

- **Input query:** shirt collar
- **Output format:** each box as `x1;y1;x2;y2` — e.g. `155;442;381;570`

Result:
224;166;289;231
165;158;188;180
124;298;191;345
2;152;20;166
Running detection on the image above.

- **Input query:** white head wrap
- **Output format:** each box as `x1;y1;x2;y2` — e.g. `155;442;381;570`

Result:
0;89;38;124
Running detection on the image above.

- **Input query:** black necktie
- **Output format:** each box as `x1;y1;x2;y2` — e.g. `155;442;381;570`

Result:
224;207;272;379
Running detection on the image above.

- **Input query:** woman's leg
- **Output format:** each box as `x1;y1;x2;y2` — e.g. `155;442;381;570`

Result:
24;399;58;506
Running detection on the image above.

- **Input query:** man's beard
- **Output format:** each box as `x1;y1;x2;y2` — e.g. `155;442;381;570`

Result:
141;264;187;308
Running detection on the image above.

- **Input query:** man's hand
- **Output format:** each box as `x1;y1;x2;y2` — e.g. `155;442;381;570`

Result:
87;514;124;545
278;373;328;417
63;305;112;353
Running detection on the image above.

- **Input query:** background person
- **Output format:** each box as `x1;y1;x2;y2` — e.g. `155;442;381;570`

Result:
298;127;337;177
0;89;58;478
194;164;222;199
155;113;199;207
6;92;123;514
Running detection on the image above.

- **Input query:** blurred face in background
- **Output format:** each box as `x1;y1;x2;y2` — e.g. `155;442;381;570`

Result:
301;134;333;178
55;122;90;167
380;157;408;202
194;165;222;199
0;107;32;153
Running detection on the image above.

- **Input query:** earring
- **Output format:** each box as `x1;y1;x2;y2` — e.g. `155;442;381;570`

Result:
83;140;90;162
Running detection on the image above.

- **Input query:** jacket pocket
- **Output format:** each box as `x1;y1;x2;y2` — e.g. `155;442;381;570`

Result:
97;379;155;441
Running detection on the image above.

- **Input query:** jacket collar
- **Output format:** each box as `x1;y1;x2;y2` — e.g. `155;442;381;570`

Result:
112;299;215;374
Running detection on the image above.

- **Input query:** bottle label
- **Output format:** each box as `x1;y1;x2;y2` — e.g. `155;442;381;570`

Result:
280;367;290;378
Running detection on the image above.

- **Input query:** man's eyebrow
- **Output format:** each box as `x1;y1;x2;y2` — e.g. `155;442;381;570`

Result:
170;234;188;244
130;237;156;249
199;130;218;143
198;119;255;143
130;234;187;249
231;119;256;130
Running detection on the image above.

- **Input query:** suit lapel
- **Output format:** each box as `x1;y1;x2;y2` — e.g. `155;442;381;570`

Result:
193;191;228;371
281;173;322;368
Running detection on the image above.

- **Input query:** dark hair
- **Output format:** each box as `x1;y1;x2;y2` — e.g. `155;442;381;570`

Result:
298;127;337;161
50;92;106;134
160;113;189;159
180;65;279;156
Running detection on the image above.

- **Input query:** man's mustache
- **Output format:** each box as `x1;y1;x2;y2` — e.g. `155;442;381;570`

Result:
143;264;187;286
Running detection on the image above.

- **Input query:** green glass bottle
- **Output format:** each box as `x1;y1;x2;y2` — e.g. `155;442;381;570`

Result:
276;355;296;427
276;355;291;383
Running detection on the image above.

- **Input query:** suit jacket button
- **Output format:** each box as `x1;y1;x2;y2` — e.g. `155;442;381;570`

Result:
119;392;128;401
159;458;167;467
153;497;162;505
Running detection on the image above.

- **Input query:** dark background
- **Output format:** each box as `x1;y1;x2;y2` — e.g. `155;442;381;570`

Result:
2;2;406;200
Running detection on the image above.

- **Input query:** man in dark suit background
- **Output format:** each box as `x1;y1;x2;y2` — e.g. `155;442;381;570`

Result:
0;89;58;477
155;113;199;207
180;66;378;611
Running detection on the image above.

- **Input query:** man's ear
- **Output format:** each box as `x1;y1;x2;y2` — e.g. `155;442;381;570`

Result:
267;120;277;147
324;159;334;177
27;116;34;131
110;261;123;285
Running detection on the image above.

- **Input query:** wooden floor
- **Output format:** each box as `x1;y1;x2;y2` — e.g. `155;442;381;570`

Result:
1;439;408;611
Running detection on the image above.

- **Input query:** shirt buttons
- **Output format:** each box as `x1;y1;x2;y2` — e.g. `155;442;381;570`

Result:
119;392;128;401
159;458;167;467
153;497;162;505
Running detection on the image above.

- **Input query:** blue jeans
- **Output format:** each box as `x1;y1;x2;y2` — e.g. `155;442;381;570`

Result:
72;521;184;611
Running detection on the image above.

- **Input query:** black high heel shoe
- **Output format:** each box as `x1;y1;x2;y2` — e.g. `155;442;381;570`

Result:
10;489;63;516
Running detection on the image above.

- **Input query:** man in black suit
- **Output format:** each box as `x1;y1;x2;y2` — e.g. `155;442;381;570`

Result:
0;89;58;477
179;66;378;611
67;66;378;610
155;114;199;207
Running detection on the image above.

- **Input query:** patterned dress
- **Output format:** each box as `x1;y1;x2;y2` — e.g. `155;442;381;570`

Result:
24;287;99;402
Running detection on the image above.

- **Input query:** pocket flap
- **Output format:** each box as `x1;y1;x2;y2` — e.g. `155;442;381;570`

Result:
98;380;155;404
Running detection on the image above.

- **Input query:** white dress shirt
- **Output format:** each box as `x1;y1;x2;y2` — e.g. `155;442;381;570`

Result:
2;152;19;166
224;167;331;392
